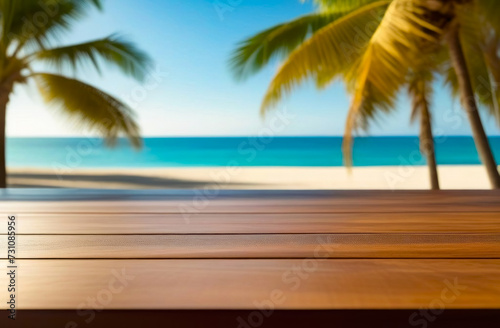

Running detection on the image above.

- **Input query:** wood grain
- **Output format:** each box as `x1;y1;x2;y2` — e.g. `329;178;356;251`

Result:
2;190;499;213
2;212;500;234
1;190;499;311
1;259;499;310
1;189;499;201
1;234;499;259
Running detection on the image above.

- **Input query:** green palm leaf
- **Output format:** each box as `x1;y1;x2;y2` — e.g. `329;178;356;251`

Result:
231;11;356;80
2;0;102;52
312;0;387;12
33;34;153;81
483;34;500;124
476;0;500;36
260;1;390;112
258;0;441;166
444;4;500;123
339;0;442;166
32;73;141;148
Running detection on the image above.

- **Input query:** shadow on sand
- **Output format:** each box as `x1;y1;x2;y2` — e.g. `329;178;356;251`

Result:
7;172;260;189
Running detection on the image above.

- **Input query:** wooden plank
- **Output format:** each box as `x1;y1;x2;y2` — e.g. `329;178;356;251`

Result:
1;189;499;201
3;199;499;213
2;212;500;234
1;259;499;310
2;234;499;259
2;190;500;213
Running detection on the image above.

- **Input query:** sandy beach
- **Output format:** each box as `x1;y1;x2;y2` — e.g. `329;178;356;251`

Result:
7;165;494;189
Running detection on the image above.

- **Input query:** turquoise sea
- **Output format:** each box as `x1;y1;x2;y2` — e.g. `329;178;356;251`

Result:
6;136;500;168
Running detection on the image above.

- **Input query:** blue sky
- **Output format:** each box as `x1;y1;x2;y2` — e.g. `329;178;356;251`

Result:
7;0;500;137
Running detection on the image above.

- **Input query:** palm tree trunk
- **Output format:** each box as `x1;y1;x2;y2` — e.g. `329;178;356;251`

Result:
446;23;500;189
420;108;440;190
0;91;7;188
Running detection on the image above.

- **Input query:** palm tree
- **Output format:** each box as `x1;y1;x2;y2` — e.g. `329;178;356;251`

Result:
408;64;440;190
231;0;500;189
0;0;152;188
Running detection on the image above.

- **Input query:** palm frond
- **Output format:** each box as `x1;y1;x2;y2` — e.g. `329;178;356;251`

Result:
445;4;500;123
89;0;103;10
3;0;102;53
231;11;351;80
476;0;500;36
33;34;153;81
260;0;390;113
483;34;500;124
341;0;442;166
32;73;141;148
312;0;388;13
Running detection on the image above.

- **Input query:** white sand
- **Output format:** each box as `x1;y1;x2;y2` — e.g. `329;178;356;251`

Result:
7;165;495;189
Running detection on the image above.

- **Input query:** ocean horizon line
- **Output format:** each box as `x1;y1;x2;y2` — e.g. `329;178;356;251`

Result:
6;136;500;169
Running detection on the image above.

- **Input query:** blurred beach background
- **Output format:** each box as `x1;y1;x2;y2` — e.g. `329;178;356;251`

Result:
3;0;500;190
7;136;500;189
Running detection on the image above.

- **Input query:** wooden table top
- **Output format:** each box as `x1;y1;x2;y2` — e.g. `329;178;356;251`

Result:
1;190;499;310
